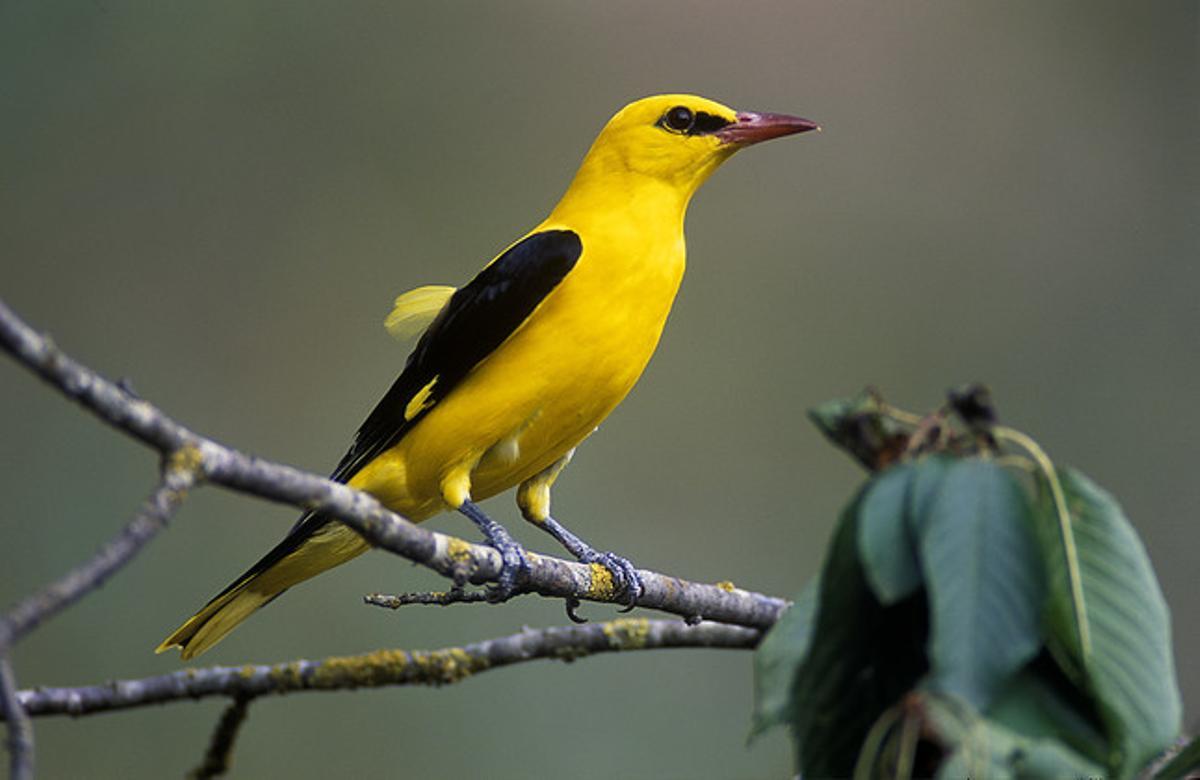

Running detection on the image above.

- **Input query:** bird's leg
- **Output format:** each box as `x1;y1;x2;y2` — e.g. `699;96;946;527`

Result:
535;515;644;611
457;499;529;601
517;452;644;609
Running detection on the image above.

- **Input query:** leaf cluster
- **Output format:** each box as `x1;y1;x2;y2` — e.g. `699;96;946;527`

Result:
753;388;1188;779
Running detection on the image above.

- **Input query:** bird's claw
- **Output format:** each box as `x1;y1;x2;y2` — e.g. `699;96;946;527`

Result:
564;596;587;624
484;530;530;602
458;499;530;602
583;550;643;609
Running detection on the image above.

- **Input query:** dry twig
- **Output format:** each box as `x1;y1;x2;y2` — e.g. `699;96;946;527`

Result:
0;466;197;652
0;657;33;780
187;697;251;780
0;295;789;775
0;297;787;632
11;619;759;718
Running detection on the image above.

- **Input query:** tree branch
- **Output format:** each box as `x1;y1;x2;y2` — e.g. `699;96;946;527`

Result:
0;465;197;652
0;657;33;780
187;697;251;780
9;619;759;718
0;295;788;629
364;589;492;608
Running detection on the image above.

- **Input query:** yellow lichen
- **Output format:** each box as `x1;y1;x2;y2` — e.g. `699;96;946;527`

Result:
446;537;474;564
716;580;736;592
267;660;305;689
166;444;203;475
307;649;410;689
602;618;652;650
586;563;616;600
410;647;481;685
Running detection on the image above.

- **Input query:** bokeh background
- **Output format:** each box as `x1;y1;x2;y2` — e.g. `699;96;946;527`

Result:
2;2;1197;777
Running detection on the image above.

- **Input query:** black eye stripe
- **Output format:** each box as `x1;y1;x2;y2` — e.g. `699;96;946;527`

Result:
656;107;733;136
689;111;732;135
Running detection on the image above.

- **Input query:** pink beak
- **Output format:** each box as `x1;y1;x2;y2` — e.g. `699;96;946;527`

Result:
715;111;820;146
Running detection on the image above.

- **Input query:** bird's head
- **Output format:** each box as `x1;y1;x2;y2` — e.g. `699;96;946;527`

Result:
573;94;819;198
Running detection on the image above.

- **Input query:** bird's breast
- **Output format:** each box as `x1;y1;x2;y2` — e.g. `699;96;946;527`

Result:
381;224;687;513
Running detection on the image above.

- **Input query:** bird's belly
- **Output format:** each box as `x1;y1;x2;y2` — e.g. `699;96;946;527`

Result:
406;328;642;503
381;259;679;516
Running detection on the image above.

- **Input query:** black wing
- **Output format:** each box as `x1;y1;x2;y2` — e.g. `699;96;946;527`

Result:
330;228;582;483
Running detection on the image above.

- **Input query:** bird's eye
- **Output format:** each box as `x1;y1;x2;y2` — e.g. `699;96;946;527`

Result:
662;106;695;133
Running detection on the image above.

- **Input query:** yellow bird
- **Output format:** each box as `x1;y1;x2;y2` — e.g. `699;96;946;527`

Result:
159;94;818;660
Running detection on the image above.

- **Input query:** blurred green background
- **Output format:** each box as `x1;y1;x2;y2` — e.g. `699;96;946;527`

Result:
2;2;1196;778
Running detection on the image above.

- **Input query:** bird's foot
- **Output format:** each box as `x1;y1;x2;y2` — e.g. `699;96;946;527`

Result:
458;500;530;601
577;547;644;611
486;527;530;602
535;515;644;610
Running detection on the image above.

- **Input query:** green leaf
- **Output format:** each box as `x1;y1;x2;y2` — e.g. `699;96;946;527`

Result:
924;694;1106;780
1152;734;1200;780
1034;467;1181;777
791;496;928;777
857;455;954;605
909;453;955;519
918;459;1045;711
749;577;818;741
858;463;922;604
987;657;1109;766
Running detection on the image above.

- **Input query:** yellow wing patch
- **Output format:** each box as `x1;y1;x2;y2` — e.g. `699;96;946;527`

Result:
405;377;439;421
384;285;456;340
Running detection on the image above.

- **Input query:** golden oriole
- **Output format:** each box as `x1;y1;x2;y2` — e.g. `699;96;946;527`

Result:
158;94;818;660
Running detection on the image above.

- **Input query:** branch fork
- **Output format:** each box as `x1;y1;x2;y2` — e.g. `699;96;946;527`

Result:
0;295;788;776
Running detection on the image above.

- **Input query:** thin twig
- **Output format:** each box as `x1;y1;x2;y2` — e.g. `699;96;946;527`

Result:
0;296;788;630
187;697;251;780
8;619;759;718
0;460;196;776
0;656;33;780
364;589;492;608
0;461;197;651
